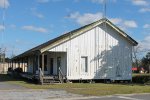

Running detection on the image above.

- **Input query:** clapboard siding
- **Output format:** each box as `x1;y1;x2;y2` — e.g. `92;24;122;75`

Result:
48;24;133;80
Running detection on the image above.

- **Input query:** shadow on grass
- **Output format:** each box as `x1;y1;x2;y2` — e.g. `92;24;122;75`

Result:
0;74;20;82
0;74;37;84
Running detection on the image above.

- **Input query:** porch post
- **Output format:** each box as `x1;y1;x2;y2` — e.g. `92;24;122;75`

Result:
38;55;40;70
18;59;20;68
10;61;11;68
21;58;24;72
25;57;29;69
24;57;27;72
42;53;44;74
12;60;13;70
14;60;15;69
33;55;36;74
7;61;9;68
23;58;26;72
8;60;9;68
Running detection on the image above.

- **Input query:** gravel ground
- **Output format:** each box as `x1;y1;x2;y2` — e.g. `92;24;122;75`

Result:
0;82;27;90
0;82;150;100
0;82;84;100
0;89;84;100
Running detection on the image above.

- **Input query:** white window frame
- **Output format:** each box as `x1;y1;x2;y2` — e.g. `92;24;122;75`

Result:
81;56;88;73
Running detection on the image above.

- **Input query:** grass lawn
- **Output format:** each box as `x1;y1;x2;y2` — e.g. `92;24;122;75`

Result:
1;74;150;96
132;73;150;77
7;81;150;96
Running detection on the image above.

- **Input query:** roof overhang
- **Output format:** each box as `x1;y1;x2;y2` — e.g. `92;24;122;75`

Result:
12;18;138;59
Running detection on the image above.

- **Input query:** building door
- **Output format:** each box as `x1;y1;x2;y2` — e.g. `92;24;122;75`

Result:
50;58;54;75
44;55;48;74
57;57;61;75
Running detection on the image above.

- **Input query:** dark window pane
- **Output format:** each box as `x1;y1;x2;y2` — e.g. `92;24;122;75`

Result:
44;55;47;71
81;56;88;72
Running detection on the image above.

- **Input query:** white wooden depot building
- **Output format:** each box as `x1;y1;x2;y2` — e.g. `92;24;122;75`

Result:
12;18;138;82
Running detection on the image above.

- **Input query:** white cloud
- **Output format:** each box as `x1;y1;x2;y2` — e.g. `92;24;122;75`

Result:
67;12;103;26
33;12;44;19
139;8;150;12
124;20;138;28
31;8;44;19
131;0;150;13
0;0;9;8
110;18;138;29
143;24;150;28
37;0;62;3
9;24;16;28
0;25;5;31
37;0;49;3
138;35;150;52
132;0;149;6
51;0;63;2
74;0;116;4
22;25;48;33
89;0;116;4
74;0;117;4
67;12;138;29
91;0;104;4
109;18;122;25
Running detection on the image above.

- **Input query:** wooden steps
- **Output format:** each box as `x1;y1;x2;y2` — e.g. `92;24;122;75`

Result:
20;71;67;84
42;76;61;84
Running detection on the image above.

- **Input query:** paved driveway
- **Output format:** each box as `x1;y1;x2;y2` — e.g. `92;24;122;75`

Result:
83;94;150;100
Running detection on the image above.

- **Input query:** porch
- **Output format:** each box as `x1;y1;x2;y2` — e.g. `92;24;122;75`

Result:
9;51;67;84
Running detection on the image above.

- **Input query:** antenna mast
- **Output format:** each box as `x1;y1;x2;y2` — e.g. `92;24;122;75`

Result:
0;0;6;64
103;0;108;70
1;0;6;48
103;0;107;18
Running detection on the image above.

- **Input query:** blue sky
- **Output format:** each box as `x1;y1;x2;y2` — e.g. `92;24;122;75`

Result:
0;0;150;57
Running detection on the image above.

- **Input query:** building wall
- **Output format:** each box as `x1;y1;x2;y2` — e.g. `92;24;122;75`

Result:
0;63;8;73
48;24;133;80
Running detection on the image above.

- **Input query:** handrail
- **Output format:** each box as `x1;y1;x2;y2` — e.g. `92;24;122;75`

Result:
39;68;44;85
58;67;65;83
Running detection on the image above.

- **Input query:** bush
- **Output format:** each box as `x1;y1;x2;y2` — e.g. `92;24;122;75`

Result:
132;74;150;84
12;68;23;78
8;67;13;72
14;67;23;73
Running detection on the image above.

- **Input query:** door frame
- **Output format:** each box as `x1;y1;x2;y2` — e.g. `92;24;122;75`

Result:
57;57;61;75
81;56;88;75
50;58;54;75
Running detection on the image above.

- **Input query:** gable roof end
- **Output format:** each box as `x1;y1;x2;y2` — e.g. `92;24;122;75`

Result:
12;18;138;59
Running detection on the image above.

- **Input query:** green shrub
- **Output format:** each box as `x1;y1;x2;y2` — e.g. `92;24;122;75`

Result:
12;68;23;78
8;67;13;72
132;74;150;84
14;68;23;73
